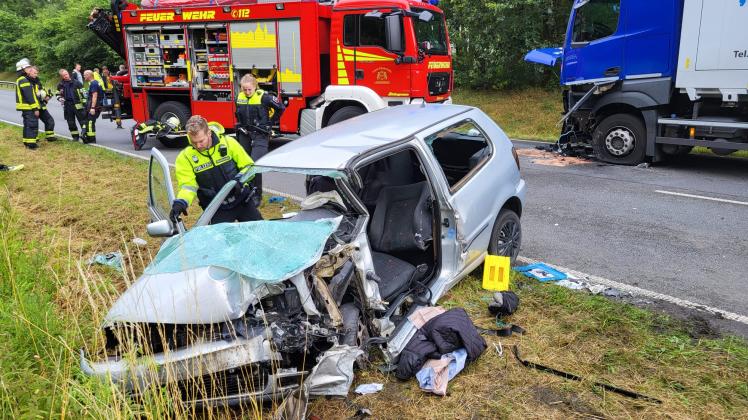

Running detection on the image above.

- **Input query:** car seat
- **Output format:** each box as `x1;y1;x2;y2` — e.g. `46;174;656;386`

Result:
368;181;433;301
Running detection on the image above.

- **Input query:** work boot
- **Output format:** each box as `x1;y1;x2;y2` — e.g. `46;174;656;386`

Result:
24;143;38;150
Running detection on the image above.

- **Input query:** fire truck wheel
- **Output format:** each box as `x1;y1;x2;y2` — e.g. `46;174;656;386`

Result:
327;106;365;126
154;101;190;148
592;113;647;165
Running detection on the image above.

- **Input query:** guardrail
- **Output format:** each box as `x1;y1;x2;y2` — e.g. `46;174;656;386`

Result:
0;81;15;90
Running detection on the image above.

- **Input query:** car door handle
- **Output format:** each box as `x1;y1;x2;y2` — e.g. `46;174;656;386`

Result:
442;218;450;228
355;69;364;80
604;66;621;77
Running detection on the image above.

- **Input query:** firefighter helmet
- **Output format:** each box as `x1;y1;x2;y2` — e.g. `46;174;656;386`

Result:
165;116;181;130
16;58;31;72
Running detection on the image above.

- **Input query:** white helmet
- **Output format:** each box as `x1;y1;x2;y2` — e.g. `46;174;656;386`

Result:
165;116;181;130
16;58;31;72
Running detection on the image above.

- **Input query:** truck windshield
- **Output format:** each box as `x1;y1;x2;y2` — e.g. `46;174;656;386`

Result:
412;8;448;56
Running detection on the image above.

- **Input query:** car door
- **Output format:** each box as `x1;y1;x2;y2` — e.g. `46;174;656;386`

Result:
148;148;185;234
415;113;498;274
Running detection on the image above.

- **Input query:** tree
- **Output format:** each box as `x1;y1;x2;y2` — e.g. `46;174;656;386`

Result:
441;0;573;89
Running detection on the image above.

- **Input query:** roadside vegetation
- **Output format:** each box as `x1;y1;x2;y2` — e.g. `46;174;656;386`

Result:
2;123;748;418
453;88;562;141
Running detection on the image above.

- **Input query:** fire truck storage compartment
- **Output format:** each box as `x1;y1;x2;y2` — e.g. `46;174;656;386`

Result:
127;26;188;88
189;24;232;102
229;19;304;96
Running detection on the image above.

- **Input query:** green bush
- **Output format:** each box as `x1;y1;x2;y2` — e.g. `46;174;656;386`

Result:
441;0;572;89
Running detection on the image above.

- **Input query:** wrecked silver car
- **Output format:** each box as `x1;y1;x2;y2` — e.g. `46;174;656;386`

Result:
82;104;526;406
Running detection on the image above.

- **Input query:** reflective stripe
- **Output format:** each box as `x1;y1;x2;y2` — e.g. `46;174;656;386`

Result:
22;138;37;144
75;103;83;109
19;82;30;87
181;185;198;192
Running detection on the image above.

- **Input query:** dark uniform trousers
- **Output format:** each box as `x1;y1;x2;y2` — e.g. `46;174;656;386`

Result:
82;111;100;143
38;108;55;141
63;102;86;140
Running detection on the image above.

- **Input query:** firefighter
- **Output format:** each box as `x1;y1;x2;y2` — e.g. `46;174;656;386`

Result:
170;115;263;225
81;70;104;144
14;59;53;149
56;69;86;141
28;66;56;143
235;74;285;206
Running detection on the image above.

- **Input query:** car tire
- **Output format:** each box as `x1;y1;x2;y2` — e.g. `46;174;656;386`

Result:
327;105;365;126
592;113;647;165
153;101;190;148
488;209;522;265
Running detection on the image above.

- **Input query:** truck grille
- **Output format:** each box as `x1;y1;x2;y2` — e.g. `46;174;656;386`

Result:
428;72;451;96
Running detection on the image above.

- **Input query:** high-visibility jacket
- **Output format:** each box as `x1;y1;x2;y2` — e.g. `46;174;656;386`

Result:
102;75;113;92
175;127;254;209
29;77;49;110
15;74;40;111
235;89;285;132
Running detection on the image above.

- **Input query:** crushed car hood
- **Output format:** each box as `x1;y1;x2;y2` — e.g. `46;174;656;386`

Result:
104;218;341;325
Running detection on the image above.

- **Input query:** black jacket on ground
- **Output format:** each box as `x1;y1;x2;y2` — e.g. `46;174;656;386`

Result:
395;308;487;380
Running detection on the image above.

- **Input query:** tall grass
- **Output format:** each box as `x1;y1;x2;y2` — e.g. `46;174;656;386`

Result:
0;193;283;418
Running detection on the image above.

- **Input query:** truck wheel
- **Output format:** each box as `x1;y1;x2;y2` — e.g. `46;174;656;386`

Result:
488;209;522;265
592;113;647;165
153;101;190;148
327;106;365;126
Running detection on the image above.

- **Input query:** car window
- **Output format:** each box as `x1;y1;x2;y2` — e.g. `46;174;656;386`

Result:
342;13;400;50
148;153;174;221
572;0;620;43
424;119;491;190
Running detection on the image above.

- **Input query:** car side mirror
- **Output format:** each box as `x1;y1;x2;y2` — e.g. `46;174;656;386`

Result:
147;219;176;237
385;15;404;54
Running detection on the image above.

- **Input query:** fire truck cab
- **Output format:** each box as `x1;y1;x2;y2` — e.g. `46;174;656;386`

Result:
92;0;452;148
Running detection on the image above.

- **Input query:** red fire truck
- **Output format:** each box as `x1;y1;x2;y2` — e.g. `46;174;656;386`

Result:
89;0;453;149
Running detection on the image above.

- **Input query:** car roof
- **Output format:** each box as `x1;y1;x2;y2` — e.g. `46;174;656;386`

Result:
257;104;473;171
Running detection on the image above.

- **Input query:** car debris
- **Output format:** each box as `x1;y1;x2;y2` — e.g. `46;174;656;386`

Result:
82;104;526;407
354;383;384;395
514;262;568;282
86;251;124;272
512;345;662;404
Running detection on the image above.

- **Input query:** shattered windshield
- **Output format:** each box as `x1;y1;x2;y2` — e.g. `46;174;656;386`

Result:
145;217;342;282
412;8;448;55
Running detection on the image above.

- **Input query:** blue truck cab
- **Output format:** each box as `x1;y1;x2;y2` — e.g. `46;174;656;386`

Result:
526;0;748;164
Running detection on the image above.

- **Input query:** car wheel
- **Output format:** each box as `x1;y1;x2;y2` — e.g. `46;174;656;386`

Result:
326;106;365;126
153;101;190;148
488;209;522;264
592;113;647;165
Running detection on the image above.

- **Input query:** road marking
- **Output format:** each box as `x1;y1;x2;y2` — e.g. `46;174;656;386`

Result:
655;189;748;206
517;256;748;326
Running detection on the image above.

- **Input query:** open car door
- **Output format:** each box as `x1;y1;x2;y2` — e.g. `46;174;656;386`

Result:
147;148;185;235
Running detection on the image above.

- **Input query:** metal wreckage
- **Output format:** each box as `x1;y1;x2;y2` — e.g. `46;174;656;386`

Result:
80;105;526;408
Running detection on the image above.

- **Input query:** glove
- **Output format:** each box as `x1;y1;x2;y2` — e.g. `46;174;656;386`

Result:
232;173;247;196
170;199;188;222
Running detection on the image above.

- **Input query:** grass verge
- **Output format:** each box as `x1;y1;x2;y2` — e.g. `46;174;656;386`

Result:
1;123;748;418
452;88;563;141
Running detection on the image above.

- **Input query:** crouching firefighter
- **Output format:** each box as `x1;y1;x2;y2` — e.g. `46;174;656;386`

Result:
170;115;263;225
235;74;285;206
56;69;86;141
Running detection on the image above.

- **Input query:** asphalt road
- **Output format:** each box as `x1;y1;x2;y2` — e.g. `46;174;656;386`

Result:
2;89;747;327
